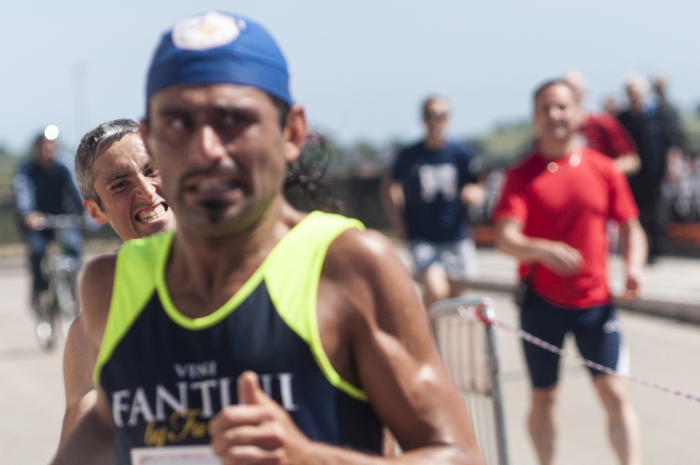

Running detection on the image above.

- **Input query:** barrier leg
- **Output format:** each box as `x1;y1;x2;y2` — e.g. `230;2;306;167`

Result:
483;314;510;465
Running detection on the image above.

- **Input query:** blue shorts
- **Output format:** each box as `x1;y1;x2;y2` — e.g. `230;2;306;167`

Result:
520;291;627;389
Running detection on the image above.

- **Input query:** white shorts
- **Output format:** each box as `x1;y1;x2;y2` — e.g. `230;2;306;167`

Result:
409;238;478;281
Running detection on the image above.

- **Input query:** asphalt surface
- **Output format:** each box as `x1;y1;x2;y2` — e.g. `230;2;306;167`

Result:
473;248;700;325
1;252;700;464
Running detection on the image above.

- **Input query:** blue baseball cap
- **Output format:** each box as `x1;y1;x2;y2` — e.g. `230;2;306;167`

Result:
146;12;292;105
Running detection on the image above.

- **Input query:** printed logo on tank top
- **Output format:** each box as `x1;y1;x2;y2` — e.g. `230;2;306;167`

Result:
418;164;458;202
109;361;298;447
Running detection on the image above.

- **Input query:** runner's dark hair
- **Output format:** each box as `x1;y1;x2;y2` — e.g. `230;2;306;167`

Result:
284;131;342;214
269;95;342;213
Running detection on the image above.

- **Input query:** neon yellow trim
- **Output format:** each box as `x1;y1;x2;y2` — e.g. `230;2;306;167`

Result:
93;233;171;390
156;252;266;331
155;219;303;329
93;212;369;403
265;211;368;401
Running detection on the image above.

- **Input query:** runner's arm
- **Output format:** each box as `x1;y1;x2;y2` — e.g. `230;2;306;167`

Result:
52;395;115;465
329;228;485;463
209;228;486;464
495;217;583;276
59;315;99;444
614;153;641;175
52;254;117;464
460;183;486;206
380;175;406;240
619;218;646;300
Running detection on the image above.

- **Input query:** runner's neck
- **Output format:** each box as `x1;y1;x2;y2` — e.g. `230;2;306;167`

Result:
165;198;301;317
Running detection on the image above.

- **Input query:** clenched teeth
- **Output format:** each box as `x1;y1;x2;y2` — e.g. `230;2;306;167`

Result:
136;204;167;223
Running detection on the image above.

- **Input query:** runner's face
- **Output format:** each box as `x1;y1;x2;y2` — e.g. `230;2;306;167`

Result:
534;84;581;145
84;133;175;241
143;84;298;236
423;99;450;140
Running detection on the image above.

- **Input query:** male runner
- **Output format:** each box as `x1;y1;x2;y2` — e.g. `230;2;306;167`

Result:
384;95;483;308
75;119;175;242
53;12;484;465
562;71;640;175
60;119;176;441
493;80;645;465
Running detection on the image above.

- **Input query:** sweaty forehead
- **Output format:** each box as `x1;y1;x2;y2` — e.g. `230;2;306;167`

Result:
93;135;149;184
149;83;271;114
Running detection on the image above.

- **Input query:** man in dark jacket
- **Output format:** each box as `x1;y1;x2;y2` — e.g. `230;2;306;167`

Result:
618;75;685;263
13;131;85;310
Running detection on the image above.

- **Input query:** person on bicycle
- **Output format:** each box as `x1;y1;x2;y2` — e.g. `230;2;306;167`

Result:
13;131;85;312
60;119;176;441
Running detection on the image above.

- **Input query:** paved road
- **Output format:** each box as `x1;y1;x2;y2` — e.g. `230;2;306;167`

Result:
0;266;64;464
1;265;699;464
459;288;700;465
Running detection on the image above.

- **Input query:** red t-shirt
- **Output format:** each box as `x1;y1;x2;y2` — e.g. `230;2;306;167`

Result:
578;113;637;159
493;148;638;308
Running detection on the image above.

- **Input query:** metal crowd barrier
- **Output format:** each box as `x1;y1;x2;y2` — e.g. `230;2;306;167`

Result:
429;297;509;465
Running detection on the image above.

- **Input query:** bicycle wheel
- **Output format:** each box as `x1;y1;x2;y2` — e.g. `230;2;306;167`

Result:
55;276;78;318
34;290;57;351
57;279;77;338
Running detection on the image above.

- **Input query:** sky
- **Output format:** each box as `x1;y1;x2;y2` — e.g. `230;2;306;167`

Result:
2;0;700;153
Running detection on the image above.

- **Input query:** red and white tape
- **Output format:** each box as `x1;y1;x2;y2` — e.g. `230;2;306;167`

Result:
471;300;700;403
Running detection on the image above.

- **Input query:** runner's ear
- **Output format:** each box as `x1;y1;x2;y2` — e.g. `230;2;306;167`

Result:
83;199;108;225
282;104;307;164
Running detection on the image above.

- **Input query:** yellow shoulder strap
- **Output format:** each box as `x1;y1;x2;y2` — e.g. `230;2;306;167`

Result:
263;211;367;401
93;232;173;390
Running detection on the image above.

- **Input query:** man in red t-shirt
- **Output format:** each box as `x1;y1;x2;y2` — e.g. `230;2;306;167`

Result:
493;80;646;465
564;71;641;175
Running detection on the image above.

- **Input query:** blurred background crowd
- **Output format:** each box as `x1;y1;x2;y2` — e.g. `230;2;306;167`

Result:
1;72;700;259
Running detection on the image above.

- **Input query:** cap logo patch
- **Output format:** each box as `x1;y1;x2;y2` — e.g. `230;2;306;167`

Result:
172;12;245;51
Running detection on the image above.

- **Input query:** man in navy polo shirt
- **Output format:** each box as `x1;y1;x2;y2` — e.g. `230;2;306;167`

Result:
385;96;483;307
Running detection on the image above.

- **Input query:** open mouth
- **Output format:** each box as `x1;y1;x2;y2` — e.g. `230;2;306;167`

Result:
135;202;169;223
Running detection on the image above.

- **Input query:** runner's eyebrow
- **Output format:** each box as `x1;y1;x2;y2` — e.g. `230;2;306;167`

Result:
156;107;191;118
104;171;132;184
156;105;257;118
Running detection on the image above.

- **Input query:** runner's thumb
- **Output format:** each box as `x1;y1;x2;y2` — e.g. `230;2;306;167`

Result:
237;371;268;405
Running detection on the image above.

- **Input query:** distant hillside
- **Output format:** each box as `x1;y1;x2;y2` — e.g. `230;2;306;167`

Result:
683;114;700;154
467;120;533;170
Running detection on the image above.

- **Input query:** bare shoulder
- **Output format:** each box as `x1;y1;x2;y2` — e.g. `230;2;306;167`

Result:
322;226;426;337
78;252;118;346
323;228;413;303
324;227;401;276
